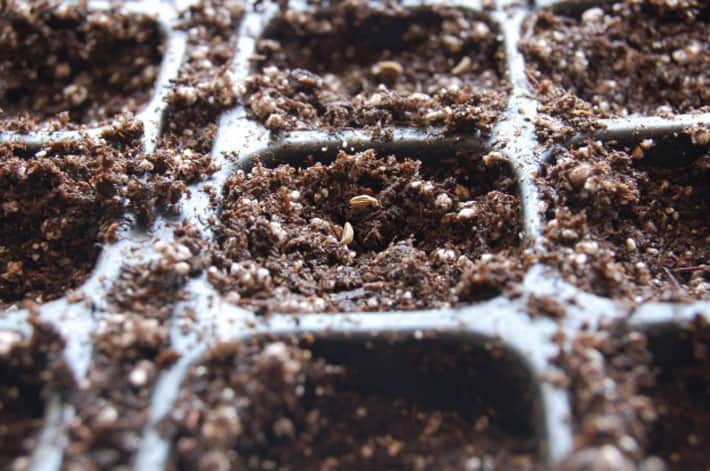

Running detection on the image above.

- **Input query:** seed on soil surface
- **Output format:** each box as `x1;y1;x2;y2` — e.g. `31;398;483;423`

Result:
211;148;523;313
451;56;472;75
341;222;354;245
371;60;404;78
349;195;379;209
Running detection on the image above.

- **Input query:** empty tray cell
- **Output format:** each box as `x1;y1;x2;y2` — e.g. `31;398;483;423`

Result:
643;318;710;469
209;147;524;313
0;322;67;469
520;2;709;117
0;2;164;129
63;313;170;469
167;335;543;470
0;142;126;303
540;138;709;301
245;4;508;131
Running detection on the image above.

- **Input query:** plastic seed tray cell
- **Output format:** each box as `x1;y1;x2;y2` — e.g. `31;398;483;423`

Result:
0;0;187;150
0;5;164;126
521;0;709;117
0;141;127;303
209;144;525;313
0;0;707;470
638;317;710;468
244;3;509;130
167;336;543;469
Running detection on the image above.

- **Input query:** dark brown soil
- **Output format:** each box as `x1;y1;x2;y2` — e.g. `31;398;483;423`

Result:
520;1;710;119
0;321;69;470
644;316;710;469
0;1;165;131
165;337;541;470
245;2;508;132
0;135;190;305
0;141;126;303
540;140;709;301
0;0;708;468
209;148;525;314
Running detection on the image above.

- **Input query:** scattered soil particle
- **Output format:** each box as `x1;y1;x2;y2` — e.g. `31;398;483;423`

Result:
63;313;176;470
0;320;70;470
0;1;165;131
245;1;508;132
164;337;541;470
520;1;710;120
644;316;710;469
531;94;603;147
539;139;709;301
209;148;525;314
526;294;567;319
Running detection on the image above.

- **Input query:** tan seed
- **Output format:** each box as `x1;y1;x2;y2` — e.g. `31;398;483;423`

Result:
371;60;404;77
349;195;379;209
341;222;354;245
451;56;472;75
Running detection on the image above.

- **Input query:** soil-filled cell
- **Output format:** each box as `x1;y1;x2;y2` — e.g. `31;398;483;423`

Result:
0;3;164;129
245;4;508;131
167;336;543;470
210;147;525;313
